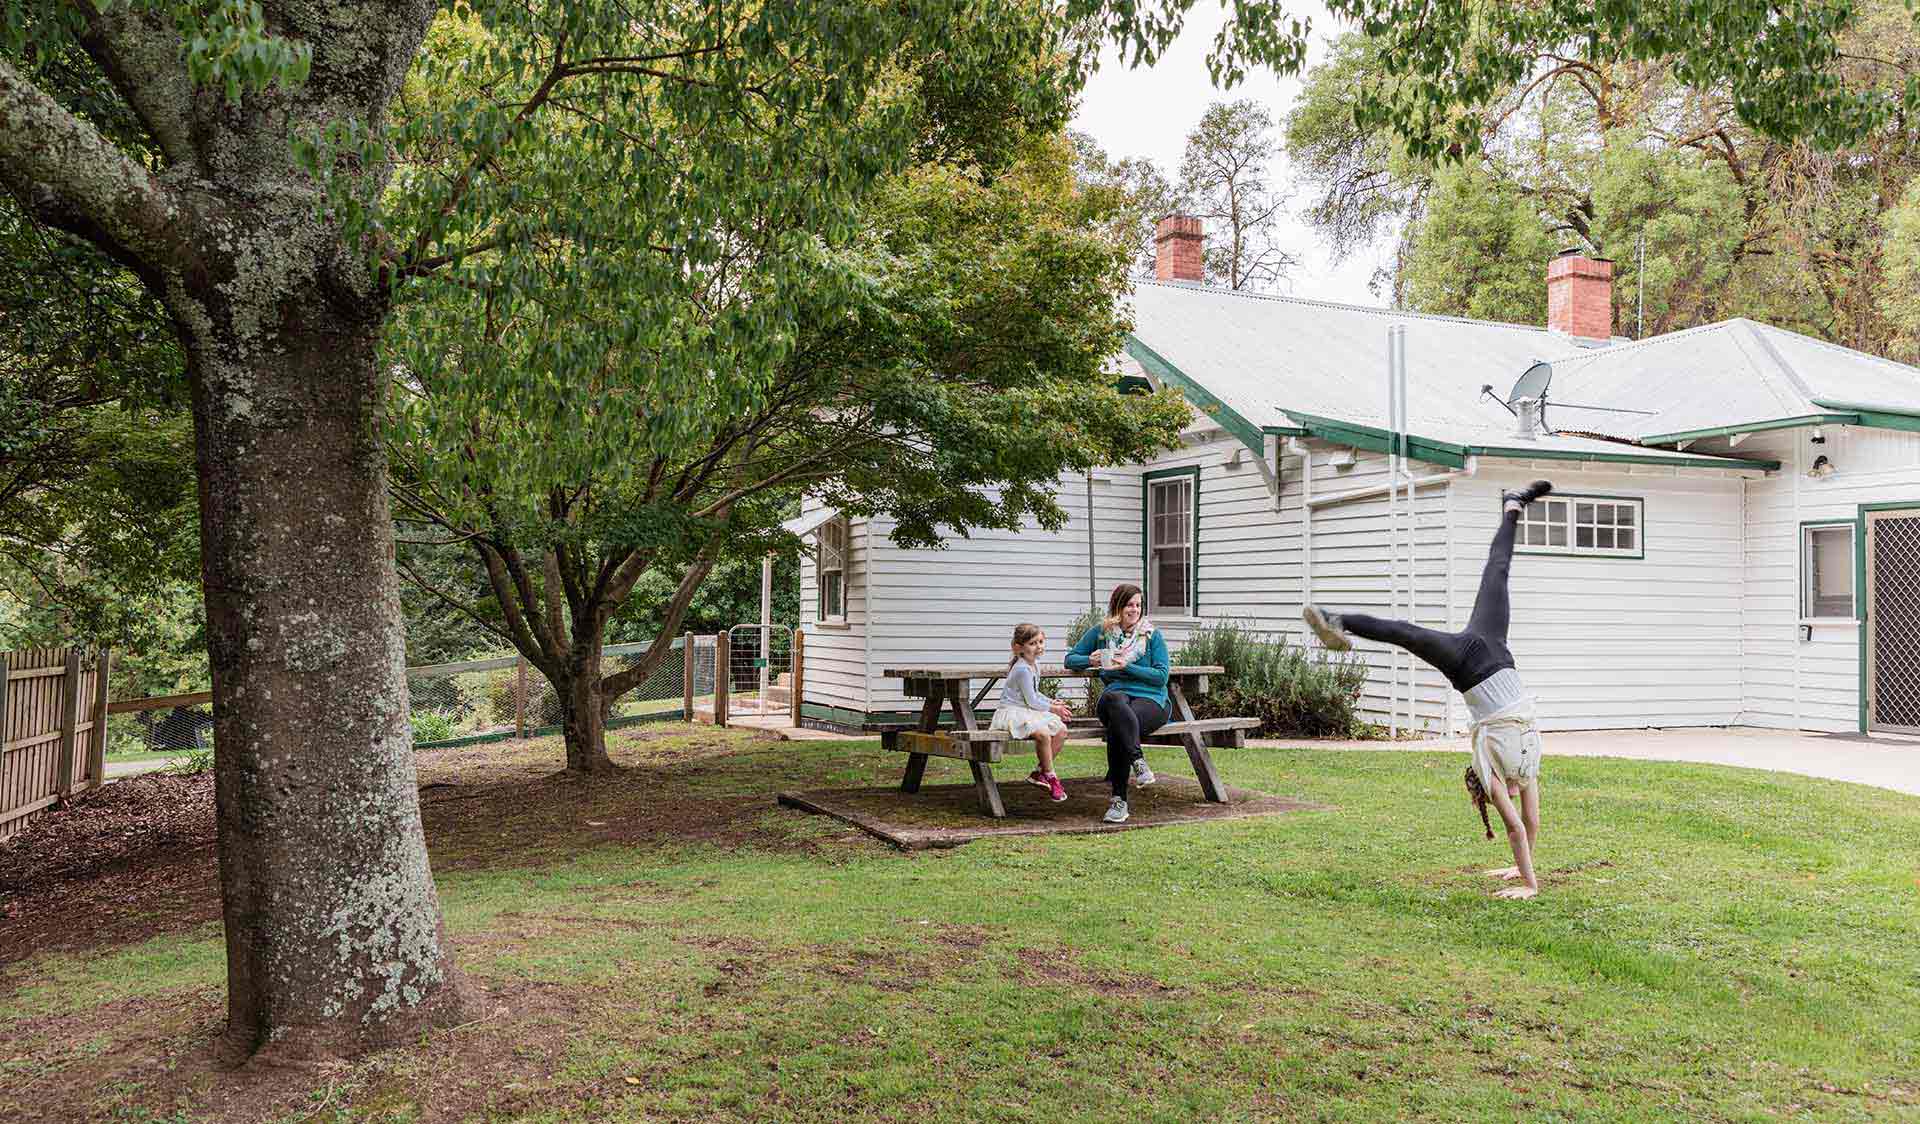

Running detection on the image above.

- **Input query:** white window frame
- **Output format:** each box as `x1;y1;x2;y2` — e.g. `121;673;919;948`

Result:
1514;494;1644;559
1801;522;1856;620
1144;470;1197;617
816;518;848;624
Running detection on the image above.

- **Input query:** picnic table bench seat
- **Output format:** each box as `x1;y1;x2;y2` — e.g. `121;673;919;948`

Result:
877;664;1256;819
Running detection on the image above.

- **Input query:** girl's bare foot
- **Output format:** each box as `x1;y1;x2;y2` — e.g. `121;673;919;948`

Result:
1494;885;1538;900
1483;866;1523;881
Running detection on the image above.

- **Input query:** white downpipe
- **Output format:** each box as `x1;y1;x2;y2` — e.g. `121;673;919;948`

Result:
1307;470;1466;510
1296;438;1314;611
1387;325;1408;738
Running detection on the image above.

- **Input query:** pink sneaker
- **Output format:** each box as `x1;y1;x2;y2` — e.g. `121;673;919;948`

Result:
1045;774;1068;803
1027;768;1052;789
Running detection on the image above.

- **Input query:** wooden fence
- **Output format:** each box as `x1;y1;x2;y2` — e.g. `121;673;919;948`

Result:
1;647;109;841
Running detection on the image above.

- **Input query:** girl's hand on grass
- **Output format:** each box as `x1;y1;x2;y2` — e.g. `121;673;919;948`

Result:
1494;885;1538;900
1483;866;1523;881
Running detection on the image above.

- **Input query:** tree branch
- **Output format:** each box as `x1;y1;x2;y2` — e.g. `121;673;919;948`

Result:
74;4;197;166
0;56;197;278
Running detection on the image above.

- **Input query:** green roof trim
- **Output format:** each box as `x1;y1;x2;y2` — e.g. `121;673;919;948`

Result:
1280;410;1469;469
1642;413;1860;446
1465;444;1781;471
1809;399;1920;434
1123;335;1267;456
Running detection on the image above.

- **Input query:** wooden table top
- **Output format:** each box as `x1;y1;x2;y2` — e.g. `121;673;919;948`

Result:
879;664;1223;680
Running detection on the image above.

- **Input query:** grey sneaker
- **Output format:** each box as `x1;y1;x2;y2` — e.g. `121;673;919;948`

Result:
1102;796;1130;824
1302;605;1351;651
1132;758;1156;787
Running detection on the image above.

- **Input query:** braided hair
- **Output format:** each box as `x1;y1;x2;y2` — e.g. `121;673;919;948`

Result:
1463;765;1494;840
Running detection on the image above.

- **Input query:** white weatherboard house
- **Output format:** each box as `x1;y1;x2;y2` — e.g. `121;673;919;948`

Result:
790;218;1920;739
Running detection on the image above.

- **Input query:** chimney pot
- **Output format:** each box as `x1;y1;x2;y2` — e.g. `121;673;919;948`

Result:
1154;215;1204;283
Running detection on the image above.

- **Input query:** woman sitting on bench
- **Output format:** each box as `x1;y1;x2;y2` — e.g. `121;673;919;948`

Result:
1065;583;1170;825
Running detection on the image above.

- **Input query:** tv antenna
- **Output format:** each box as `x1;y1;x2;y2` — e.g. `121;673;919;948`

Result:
1480;360;1654;438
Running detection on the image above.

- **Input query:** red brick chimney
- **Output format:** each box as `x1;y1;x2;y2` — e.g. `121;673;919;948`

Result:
1154;215;1204;283
1546;249;1614;341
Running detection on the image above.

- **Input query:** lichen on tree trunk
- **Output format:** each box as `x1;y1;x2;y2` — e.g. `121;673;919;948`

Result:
186;293;469;1060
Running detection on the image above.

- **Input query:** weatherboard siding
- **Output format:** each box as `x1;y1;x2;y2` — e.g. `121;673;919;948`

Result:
1448;465;1745;733
796;498;873;714
1733;427;1920;732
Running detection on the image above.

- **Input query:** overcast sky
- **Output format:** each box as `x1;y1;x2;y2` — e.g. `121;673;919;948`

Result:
1068;3;1392;307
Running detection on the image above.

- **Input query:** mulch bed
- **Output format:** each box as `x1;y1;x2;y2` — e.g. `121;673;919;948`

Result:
0;727;835;971
778;772;1331;849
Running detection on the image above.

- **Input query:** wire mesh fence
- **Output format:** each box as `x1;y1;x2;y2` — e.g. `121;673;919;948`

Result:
105;703;215;755
403;638;688;746
101;638;690;755
725;625;793;721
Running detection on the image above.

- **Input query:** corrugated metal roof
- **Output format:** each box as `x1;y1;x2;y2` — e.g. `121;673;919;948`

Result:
1124;281;1920;465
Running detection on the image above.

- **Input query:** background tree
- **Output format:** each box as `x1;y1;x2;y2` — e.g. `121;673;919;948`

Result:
1287;2;1920;345
1178;99;1296;290
390;122;1192;773
1071;130;1188;276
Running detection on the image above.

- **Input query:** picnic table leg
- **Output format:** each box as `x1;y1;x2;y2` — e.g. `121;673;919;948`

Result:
1169;679;1228;804
900;690;942;794
949;681;1006;818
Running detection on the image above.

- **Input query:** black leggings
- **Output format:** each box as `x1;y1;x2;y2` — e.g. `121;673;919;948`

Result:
1341;509;1519;694
1096;690;1165;799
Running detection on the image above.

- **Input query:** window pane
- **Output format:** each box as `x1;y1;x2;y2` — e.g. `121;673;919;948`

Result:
1596;505;1616;526
1549;523;1567;547
1548;500;1567;523
1577;503;1595;524
1618;528;1636;550
1155;547;1189;612
1807;526;1854;617
1576;525;1593;548
1524;524;1544;546
1616;505;1636;527
1596;527;1616;549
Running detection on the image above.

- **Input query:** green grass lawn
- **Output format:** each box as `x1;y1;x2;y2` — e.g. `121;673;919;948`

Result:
4;729;1919;1122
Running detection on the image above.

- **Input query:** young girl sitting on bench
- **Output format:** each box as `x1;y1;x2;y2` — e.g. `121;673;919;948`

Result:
991;623;1074;802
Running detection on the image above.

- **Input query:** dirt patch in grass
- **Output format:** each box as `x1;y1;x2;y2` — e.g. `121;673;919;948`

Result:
778;772;1332;849
0;726;880;970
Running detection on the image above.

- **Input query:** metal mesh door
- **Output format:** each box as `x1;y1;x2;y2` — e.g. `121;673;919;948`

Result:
1868;511;1920;733
727;625;794;721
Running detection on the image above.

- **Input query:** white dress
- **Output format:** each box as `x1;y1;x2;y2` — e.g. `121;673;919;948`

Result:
991;661;1067;738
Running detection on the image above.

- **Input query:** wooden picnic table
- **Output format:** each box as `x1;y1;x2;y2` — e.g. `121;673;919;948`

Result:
877;664;1257;818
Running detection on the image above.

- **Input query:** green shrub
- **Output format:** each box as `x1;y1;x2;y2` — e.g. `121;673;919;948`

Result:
166;746;214;776
1174;619;1369;738
410;710;458;745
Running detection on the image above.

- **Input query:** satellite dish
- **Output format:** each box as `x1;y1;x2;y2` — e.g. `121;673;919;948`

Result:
1510;360;1552;403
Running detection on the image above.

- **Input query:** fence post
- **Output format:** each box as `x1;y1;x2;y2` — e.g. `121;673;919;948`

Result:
681;632;694;721
56;648;81;801
514;656;528;739
791;629;805;727
714;631;730;728
87;649;110;789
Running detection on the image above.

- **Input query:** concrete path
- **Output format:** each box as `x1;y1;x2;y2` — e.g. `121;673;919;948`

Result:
105;758;176;782
1252;726;1920;797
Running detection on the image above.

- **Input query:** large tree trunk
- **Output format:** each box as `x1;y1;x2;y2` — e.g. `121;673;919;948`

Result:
188;294;468;1062
558;633;614;774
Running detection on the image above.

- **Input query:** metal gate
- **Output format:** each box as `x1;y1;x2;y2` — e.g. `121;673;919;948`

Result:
726;624;795;722
1867;510;1920;733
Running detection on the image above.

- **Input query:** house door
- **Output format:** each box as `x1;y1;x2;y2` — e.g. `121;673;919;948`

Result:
1866;510;1920;734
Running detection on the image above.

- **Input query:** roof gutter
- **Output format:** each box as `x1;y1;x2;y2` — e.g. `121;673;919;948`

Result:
1641;413;1860;447
1810;399;1920;433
